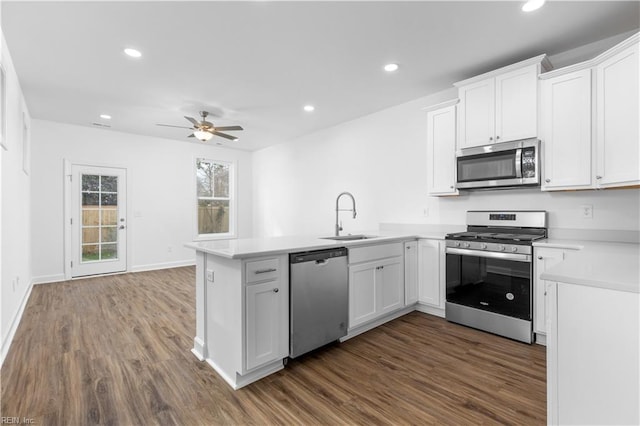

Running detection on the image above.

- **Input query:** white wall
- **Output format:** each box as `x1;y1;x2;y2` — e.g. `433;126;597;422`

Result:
252;36;640;238
1;26;32;364
30;120;253;283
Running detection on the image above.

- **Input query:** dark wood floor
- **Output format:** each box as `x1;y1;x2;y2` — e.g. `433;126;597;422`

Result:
1;266;546;425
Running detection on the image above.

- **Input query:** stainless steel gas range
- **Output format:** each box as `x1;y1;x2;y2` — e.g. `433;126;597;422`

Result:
444;210;547;343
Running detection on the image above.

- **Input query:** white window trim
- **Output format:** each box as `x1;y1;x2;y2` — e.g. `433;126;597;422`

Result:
193;158;237;241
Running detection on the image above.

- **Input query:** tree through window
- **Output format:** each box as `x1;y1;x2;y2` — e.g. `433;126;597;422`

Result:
196;159;233;236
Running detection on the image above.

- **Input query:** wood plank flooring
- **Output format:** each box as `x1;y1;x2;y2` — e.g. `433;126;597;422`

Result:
1;267;546;425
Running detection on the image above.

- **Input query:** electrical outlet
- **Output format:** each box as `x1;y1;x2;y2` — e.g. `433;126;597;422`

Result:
206;270;214;282
580;205;593;219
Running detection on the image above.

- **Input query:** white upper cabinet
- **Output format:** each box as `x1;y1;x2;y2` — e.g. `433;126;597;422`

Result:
455;55;550;149
425;100;458;196
595;39;639;188
540;69;593;190
539;32;639;191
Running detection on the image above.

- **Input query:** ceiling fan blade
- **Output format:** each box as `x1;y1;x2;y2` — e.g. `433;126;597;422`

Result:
184;116;199;126
213;125;243;131
157;123;193;130
212;131;239;141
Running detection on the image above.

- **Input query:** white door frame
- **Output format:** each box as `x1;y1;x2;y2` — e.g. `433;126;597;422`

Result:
63;160;130;279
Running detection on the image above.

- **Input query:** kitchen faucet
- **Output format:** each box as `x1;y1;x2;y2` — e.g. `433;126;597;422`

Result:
335;192;357;236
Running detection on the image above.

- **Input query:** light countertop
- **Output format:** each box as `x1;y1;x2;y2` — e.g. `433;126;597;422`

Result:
539;240;639;294
185;233;418;259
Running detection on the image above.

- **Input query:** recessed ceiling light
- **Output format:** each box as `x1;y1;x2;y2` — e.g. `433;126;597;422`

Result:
303;105;315;112
100;114;111;120
522;0;545;12
124;47;142;58
384;63;399;72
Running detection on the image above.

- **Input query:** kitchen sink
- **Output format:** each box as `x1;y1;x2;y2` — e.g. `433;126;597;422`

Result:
320;234;379;241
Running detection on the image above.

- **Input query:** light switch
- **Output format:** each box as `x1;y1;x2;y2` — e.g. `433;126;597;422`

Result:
206;270;214;282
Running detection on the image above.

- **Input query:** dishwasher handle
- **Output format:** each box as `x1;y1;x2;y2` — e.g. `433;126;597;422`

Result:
315;259;329;266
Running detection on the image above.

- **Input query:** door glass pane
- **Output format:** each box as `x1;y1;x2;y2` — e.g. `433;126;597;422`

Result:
82;175;99;191
101;175;117;192
82;209;99;226
101;244;117;260
81;173;119;264
101;227;117;243
198;199;229;234
82;244;99;261
82;228;99;244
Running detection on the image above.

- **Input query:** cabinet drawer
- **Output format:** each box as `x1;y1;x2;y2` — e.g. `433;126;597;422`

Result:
349;242;404;264
245;258;280;284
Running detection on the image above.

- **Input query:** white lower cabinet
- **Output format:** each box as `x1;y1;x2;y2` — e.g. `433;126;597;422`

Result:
533;247;571;338
417;239;446;315
200;253;288;389
547;281;639;425
348;243;405;330
404;241;418;305
245;278;286;371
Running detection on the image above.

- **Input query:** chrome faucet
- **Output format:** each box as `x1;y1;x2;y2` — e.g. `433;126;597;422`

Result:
335;192;357;236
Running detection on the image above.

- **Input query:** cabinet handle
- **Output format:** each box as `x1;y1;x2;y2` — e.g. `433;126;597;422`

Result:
406;246;410;250
545;179;550;183
537;256;543;260
496;136;500;140
273;288;279;293
450;185;454;189
255;268;277;274
596;175;602;180
489;137;493;141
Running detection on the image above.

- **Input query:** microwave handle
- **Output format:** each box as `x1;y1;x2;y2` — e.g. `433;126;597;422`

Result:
515;148;522;178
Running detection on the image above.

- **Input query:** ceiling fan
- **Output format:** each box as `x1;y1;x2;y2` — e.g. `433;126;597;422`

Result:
157;111;243;142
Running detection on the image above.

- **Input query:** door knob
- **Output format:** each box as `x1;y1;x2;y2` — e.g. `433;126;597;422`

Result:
273;288;279;293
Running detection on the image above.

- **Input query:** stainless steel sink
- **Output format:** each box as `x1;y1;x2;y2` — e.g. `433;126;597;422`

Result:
320;234;378;241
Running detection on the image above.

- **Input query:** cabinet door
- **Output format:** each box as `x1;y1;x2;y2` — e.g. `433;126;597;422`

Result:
540;69;593;190
427;105;458;195
348;262;378;328
418;239;443;308
596;42;640;188
550;283;640;425
246;279;282;371
378;257;404;316
495;65;538;143
404;241;418;305
533;248;565;335
457;78;495;148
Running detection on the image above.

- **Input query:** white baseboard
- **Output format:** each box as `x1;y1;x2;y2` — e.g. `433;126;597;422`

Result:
341;305;416;342
415;303;445;318
130;259;195;273
32;274;66;285
1;280;34;367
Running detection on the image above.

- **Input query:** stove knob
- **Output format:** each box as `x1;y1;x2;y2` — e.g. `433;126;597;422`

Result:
463;242;470;248
481;243;487;249
498;245;505;251
511;246;518;253
455;241;461;247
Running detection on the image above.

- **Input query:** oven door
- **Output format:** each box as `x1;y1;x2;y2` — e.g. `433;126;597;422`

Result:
445;248;532;320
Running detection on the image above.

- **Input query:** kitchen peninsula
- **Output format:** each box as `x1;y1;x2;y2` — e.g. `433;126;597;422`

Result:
185;234;417;389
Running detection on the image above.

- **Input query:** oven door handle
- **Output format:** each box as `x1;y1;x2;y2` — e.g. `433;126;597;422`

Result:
445;247;531;262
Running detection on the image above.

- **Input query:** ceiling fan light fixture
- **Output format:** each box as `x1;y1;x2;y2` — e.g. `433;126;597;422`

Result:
303;105;315;112
193;130;213;141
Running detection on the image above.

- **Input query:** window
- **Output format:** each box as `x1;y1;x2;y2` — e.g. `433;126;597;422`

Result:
196;158;234;238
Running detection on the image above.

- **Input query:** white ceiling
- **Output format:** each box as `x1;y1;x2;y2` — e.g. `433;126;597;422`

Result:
2;1;639;151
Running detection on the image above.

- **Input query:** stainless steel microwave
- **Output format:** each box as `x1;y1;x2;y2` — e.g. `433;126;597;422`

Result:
456;139;540;190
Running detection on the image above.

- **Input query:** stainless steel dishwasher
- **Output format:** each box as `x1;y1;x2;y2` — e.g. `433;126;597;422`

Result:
289;247;348;358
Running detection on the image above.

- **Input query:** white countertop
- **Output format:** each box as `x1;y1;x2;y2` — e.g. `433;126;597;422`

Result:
185;233;418;259
539;240;640;294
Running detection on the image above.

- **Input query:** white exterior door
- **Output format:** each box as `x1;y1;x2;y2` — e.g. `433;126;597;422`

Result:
71;165;127;277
